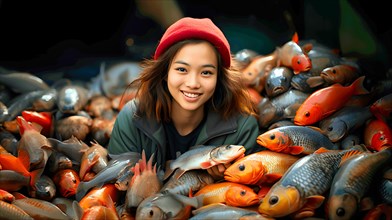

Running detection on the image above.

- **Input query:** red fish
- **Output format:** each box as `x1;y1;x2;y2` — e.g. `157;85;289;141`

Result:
52;169;81;198
294;76;369;126
364;118;392;151
277;32;312;74
21;110;53;137
370;93;392;122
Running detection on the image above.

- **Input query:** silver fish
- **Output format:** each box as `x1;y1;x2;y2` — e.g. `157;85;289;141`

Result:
0;72;49;93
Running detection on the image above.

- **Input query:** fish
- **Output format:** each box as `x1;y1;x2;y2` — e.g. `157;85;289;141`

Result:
326;148;392;220
161;169;215;196
257;89;309;128
75;151;140;201
57;84;90;114
0;170;30;192
79;140;108;181
276;32;312;74
29;175;56;201
125;151;162;209
0;72;50;93
163;144;246;180
55;115;93;141
363;118;392;152
256;125;337;155
47;136;90;165
0;89;56;123
0;200;33;220
135;190;204;220
82;205;120;220
318;106;373;142
52;198;84;220
21;110;54;137
306;64;359;89
0;149;41;189
240;50;278;91
294;76;369;126
190;203;271;220
194;182;260;207
46;151;73;175
234;48;259;67
363;203;392;220
377;167;392;205
52;169;81;198
370;93;392;122
264;66;293;98
13;197;73;220
224;150;300;185
258;147;363;218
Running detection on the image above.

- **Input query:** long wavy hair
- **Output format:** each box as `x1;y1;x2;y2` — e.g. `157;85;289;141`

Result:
125;39;257;123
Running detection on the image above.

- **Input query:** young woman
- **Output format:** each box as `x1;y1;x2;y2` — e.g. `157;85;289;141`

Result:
108;17;260;180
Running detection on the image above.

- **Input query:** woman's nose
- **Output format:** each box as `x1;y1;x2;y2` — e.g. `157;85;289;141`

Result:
185;73;200;88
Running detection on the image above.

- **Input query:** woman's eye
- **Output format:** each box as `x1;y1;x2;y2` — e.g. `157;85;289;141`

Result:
201;71;212;76
176;67;186;72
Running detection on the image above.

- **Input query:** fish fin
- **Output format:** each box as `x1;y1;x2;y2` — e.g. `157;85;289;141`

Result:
29;168;44;190
75;181;87;201
200;161;213;169
301;43;313;54
306;76;325;88
351;75;369;95
290;195;325;219
79;154;100;180
305;126;325;134
192;203;227;216
72;200;84;220
314;147;331;154
263;173;283;184
292;32;299;43
162;163;176;181
360;196;374;212
17;149;30;170
339;150;363;167
290;146;305;155
171;168;186;180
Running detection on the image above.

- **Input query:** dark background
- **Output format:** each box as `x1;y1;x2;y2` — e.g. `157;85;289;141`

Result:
0;0;390;79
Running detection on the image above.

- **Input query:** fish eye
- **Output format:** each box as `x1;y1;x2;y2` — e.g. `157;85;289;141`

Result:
72;179;77;184
270;134;275;140
240;190;246;196
305;112;310;117
282;77;287;82
336;207;345;217
248;72;253;76
379;135;385;141
239;164;245;171
226;145;232;150
269;196;279;205
149;210;154;216
327;126;333;131
297;60;301;64
332;69;336;74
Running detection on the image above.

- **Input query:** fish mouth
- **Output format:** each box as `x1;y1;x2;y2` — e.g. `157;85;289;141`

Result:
272;87;284;96
256;137;266;147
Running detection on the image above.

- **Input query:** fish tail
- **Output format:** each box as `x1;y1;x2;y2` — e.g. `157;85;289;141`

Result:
75;182;87;201
352;76;369;95
29;168;44;190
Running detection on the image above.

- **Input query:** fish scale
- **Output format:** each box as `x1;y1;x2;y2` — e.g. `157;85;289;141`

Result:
281;149;352;199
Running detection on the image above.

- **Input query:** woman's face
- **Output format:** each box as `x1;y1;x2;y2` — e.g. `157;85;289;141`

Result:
167;42;218;113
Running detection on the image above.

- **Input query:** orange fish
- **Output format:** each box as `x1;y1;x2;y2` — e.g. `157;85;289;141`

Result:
277;32;312;74
79;183;119;212
52;169;81;198
224;150;299;185
0;149;41;189
294;75;369;126
194;182;260;207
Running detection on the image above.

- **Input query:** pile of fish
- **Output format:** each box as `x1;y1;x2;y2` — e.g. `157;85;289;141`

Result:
0;33;391;220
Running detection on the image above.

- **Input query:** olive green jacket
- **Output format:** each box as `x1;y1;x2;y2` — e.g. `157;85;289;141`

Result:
108;99;261;169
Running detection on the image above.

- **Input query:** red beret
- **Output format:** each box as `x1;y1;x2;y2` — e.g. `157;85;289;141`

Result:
154;17;231;68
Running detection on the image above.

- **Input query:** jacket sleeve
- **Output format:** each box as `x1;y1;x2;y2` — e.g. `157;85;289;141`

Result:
107;101;140;154
236;115;263;154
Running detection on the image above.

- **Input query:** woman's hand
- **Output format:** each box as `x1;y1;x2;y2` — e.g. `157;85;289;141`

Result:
206;163;231;181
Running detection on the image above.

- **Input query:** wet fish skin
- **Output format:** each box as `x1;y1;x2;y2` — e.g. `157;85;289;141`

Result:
0;72;50;93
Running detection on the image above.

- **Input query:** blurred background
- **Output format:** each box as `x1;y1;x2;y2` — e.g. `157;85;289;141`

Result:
0;0;390;81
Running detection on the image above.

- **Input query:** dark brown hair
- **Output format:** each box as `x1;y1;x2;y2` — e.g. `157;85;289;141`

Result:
125;39;257;122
